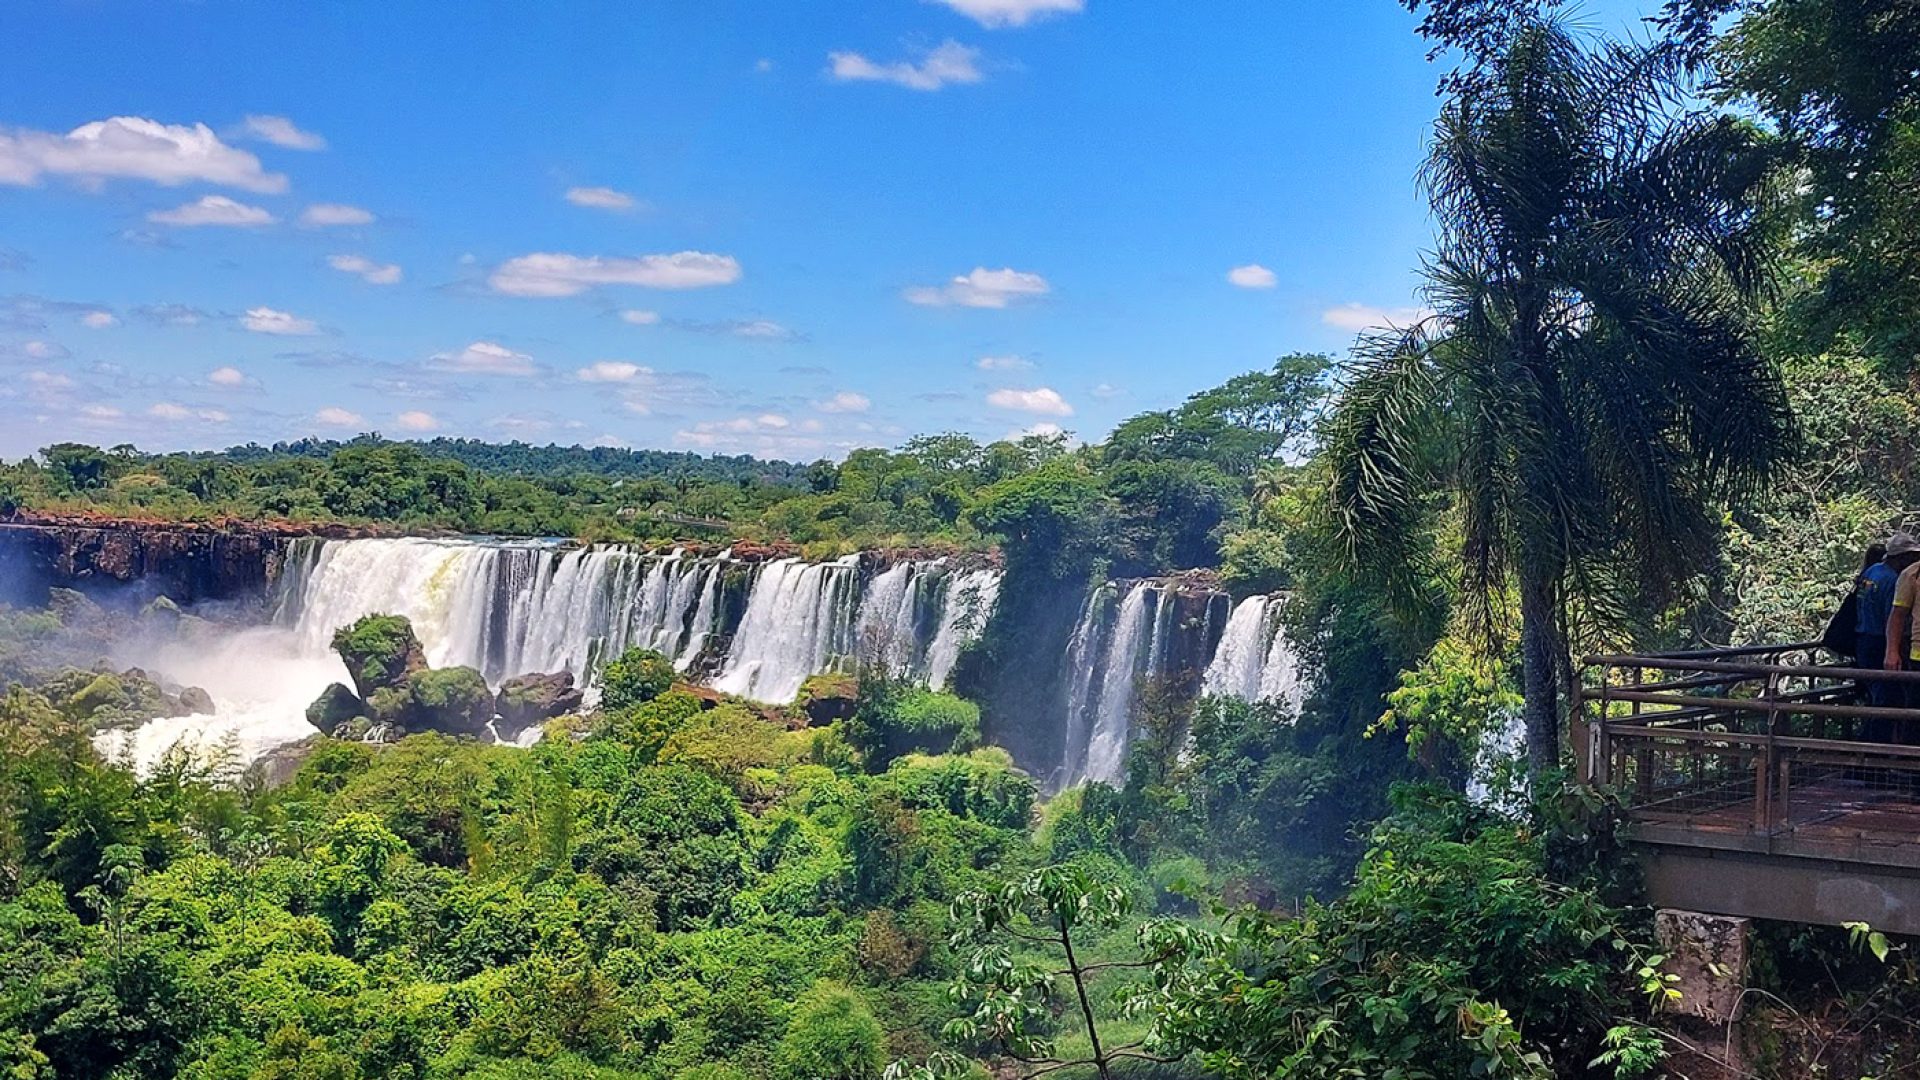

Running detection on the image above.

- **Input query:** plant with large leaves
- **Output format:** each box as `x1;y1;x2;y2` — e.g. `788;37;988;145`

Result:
1323;20;1796;777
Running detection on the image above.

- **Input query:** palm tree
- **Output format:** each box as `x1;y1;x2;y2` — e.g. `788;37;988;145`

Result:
1323;22;1796;777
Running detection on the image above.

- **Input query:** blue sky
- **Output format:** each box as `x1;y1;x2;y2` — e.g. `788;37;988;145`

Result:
0;0;1656;462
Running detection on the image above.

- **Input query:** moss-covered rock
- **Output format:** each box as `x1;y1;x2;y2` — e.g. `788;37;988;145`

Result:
796;672;859;726
306;682;366;732
494;671;583;739
598;647;676;710
329;614;427;700
406;666;494;737
62;667;181;729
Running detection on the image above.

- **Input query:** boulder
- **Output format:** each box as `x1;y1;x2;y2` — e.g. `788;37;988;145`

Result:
177;685;215;715
796;672;859;727
406;666;494;738
306;682;367;732
330;614;428;700
140;595;183;623
495;671;584;738
247;735;327;788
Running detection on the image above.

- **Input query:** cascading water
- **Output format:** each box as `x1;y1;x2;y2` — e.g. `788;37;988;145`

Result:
1200;595;1303;709
1058;581;1180;788
712;556;864;702
104;536;1004;771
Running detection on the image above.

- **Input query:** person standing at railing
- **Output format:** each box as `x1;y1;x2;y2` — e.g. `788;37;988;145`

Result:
1880;534;1920;715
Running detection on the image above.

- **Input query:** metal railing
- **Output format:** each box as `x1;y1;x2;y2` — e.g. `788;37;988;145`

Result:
1579;643;1920;861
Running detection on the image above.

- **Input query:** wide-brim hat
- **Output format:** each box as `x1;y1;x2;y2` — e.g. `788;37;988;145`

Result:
1888;533;1920;559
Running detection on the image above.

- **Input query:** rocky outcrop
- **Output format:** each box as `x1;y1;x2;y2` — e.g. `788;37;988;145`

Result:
494;672;583;739
0;515;326;607
306;682;367;732
330;614;428;700
405;667;494;738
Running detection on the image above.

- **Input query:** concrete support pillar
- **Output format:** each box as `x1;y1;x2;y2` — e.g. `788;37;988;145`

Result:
1654;908;1752;1024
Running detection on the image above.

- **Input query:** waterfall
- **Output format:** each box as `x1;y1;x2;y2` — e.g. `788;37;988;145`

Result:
925;568;1001;689
1058;580;1180;788
1200;595;1302;710
712;556;864;702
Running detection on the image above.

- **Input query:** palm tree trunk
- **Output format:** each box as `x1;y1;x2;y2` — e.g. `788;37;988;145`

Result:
1519;568;1562;777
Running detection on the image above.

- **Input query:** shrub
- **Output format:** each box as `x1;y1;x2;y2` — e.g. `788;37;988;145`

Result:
597;647;675;711
774;982;885;1080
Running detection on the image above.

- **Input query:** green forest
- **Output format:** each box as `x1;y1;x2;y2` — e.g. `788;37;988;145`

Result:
9;1;1920;1077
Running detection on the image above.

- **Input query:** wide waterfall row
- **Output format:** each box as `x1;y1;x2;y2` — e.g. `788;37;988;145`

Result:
275;537;1002;703
1057;583;1304;788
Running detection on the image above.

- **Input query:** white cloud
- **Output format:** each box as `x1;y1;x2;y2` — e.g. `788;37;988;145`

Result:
816;391;872;414
731;319;793;340
25;370;74;391
79;403;124;421
395;409;439;431
1009;421;1068;440
0;116;287;192
489;251;742;297
147;402;191;420
592;433;632;448
314;406;364;427
328;253;402;285
21;340;69;361
148;194;276;227
1090;382;1123;399
1227;263;1278;289
577;360;644;383
207;366;249;387
565;185;637;211
241;307;319;335
619;309;661;326
932;0;1084;27
200;407;231;422
431;340;537;376
239;114;326;151
300;203;375;227
976;354;1031;371
80;310;117;329
828;40;983;91
905;266;1050;308
1321;302;1435;332
986;386;1073;416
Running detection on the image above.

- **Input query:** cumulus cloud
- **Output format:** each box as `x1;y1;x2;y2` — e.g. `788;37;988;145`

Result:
79;403;124;421
1321;302;1435;332
828;40;983;91
80;310;117;329
577;360;643;383
1090;382;1123;399
976;354;1031;371
932;0;1083;26
905;266;1050;309
207;366;251;387
314;406;363;427
565;185;637;211
619;309;661;326
148;402;229;422
241;307;319;335
1227;263;1278;289
395;409;439;431
238;114;326;151
816;391;872;414
18;340;70;361
327;253;402;285
986;386;1073;416
148;194;276;227
300;203;375;227
25;370;75;393
430;340;537;376
0;116;287;192
489;251;742;297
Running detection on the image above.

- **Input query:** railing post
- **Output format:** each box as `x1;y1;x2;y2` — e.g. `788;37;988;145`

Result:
1757;670;1782;840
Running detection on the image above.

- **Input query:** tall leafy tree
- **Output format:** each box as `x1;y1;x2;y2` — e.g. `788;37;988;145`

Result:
1323;21;1795;774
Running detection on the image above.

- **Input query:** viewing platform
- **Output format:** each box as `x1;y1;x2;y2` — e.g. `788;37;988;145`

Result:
1579;642;1920;933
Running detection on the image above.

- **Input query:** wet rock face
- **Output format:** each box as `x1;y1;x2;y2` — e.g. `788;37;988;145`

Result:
0;520;293;606
306;682;367;732
494;671;583;737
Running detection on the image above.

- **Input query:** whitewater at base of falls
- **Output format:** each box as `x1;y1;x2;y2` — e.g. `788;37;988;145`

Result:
94;625;350;776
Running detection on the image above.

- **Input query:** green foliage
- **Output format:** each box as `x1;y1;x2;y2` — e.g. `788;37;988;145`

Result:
598;647;677;711
1156;788;1651;1080
774;982;885;1080
848;679;982;770
329;614;422;697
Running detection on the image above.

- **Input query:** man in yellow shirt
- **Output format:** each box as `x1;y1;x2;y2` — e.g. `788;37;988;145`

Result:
1886;551;1920;710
